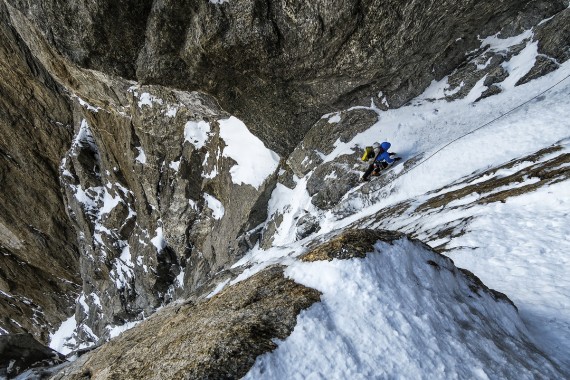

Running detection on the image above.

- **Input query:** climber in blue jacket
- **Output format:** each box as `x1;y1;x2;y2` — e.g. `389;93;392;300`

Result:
360;141;401;181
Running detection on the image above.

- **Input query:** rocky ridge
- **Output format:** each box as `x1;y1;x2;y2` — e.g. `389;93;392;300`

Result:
50;265;321;380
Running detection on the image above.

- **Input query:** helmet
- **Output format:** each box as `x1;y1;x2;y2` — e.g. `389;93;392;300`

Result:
372;142;380;149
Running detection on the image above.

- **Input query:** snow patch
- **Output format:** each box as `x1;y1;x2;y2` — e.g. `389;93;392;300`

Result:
135;147;147;164
151;227;167;252
136;256;148;273
500;41;539;89
324;171;338;180
207;279;230;298
110;244;135;289
76;97;100;113
169;160;181;172
138;92;164;109
218;116;280;189
49;315;77;355
464;75;488;103
328;114;341;123
204;193;225;220
480;29;534;53
78;294;89;314
107;321;141;339
165;106;178;118
176;269;185;289
184;120;211;149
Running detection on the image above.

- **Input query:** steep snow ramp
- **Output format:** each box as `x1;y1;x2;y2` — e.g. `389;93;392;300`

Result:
245;230;566;379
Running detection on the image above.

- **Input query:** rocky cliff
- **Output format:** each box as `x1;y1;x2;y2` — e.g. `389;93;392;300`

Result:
0;1;79;342
5;0;567;155
0;0;569;377
2;0;281;347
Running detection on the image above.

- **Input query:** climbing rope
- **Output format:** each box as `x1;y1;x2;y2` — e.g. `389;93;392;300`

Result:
401;72;570;175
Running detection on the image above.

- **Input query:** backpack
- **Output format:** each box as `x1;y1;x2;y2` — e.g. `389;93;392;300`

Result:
361;146;375;161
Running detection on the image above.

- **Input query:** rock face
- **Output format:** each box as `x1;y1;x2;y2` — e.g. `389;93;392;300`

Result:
1;2;280;349
5;0;567;156
51;266;320;380
0;333;66;378
53;79;280;346
0;1;80;342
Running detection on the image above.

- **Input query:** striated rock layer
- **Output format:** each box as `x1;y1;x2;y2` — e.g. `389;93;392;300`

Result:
0;1;80;342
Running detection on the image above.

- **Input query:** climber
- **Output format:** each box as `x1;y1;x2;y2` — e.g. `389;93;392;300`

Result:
360;141;401;182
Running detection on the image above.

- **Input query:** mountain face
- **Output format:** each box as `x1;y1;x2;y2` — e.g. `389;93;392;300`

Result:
4;0;566;155
0;2;80;342
0;0;569;378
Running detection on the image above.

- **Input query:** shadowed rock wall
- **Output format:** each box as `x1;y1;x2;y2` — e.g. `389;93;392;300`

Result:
0;2;80;342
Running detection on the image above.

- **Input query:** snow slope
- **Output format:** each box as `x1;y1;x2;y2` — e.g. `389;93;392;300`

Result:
236;32;570;377
245;238;563;379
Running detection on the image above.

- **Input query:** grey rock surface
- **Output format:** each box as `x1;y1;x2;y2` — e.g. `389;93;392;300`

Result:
0;333;66;378
54;81;281;345
288;108;377;177
2;2;280;348
0;1;80;343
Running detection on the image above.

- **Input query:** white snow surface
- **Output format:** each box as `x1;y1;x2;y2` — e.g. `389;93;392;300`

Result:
169;159;181;172
246;239;561;379
107;320;142;339
237;36;570;377
218;116;280;189
151;226;167;252
204;193;225;220
137;92;163;108
446;180;570;369
135;147;147;164
184;120;211;149
49;315;77;355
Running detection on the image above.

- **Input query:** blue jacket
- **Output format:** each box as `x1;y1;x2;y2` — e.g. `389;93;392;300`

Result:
374;142;394;164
